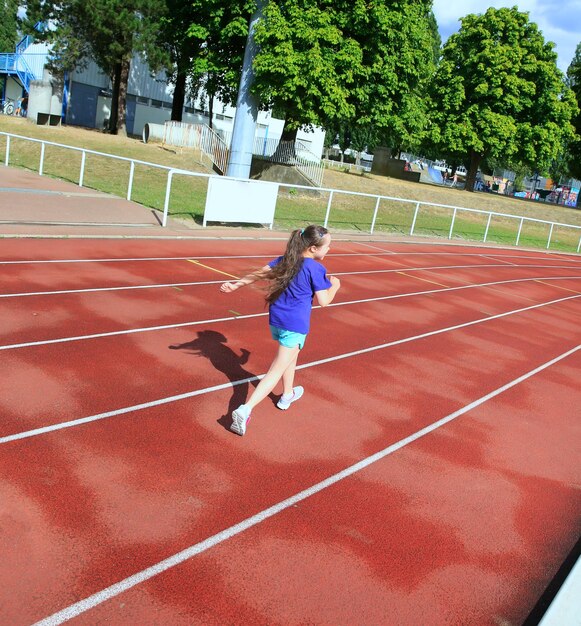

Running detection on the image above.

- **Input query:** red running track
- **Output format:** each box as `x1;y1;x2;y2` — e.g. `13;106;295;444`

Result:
0;238;580;625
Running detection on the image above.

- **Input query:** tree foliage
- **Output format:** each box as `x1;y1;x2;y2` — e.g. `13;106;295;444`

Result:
564;41;581;180
150;0;253;122
22;0;166;134
252;0;436;149
0;0;19;52
426;6;578;191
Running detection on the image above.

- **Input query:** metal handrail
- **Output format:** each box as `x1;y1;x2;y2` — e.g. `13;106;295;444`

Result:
0;53;16;73
163;121;229;174
1;130;580;253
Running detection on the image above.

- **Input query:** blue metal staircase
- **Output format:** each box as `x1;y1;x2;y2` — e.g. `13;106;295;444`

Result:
0;35;43;93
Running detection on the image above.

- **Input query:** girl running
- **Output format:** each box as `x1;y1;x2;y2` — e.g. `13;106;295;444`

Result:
220;225;341;435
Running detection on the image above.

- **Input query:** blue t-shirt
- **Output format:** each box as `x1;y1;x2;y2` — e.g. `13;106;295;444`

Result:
267;256;332;334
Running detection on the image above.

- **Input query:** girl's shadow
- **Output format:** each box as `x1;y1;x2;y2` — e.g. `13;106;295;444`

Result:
169;330;276;429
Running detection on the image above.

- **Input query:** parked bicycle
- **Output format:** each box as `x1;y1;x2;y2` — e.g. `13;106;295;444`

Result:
0;98;16;115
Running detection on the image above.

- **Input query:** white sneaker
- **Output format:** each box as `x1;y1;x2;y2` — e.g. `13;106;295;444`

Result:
277;386;304;410
231;404;251;436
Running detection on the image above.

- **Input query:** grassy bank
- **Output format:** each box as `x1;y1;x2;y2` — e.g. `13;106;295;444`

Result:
1;116;580;252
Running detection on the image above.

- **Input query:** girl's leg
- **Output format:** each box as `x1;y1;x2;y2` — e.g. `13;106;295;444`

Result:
245;344;300;410
281;350;300;395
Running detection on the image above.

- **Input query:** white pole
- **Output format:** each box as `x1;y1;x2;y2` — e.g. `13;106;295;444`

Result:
225;0;265;178
5;135;10;166
515;217;524;246
162;170;174;227
370;196;381;234
127;161;135;201
448;208;457;239
577;235;581;254
79;150;86;187
323;190;334;228
410;202;420;235
483;213;492;242
546;223;554;249
39;142;45;176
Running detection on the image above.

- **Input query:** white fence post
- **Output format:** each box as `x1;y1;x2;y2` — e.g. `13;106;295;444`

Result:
162;170;174;227
4;135;10;166
516;217;524;246
483;213;493;242
127;161;135;201
546;223;554;249
323;190;334;228
39;142;45;176
577;235;581;254
79;150;86;187
410;202;420;235
448;208;457;239
370;196;381;234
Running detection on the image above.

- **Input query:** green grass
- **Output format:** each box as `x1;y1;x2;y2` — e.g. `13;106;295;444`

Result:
1;119;580;254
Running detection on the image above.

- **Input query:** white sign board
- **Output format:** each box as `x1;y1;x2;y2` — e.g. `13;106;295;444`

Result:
203;177;279;227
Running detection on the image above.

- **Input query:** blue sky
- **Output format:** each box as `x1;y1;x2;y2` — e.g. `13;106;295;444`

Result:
432;0;581;72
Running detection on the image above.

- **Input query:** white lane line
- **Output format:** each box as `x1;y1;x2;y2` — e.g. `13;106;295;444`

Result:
4;263;581;299
1;251;578;265
355;242;397;253
481;254;516;266
31;343;581;626
2;276;581;352
332;264;581;277
3;293;580;445
0;279;225;298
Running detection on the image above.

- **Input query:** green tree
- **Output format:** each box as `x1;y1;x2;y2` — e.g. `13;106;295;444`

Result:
0;0;19;52
427;6;578;191
565;42;581;180
252;0;436;150
151;0;253;123
22;0;166;135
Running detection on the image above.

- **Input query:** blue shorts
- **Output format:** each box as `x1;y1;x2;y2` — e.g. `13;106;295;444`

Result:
270;325;307;349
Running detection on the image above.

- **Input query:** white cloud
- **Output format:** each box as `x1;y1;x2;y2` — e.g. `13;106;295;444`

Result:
432;0;581;71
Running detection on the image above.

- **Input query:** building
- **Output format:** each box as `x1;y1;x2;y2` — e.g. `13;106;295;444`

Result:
1;35;325;159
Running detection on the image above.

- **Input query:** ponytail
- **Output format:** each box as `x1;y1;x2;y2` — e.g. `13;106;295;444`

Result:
265;225;328;304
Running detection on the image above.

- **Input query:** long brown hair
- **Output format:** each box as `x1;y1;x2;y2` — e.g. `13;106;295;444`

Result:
265;225;329;304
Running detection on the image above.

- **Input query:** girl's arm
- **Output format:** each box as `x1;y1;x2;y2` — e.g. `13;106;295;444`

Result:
220;265;271;293
315;276;341;306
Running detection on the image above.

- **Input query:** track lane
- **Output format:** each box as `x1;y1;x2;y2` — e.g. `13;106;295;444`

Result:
2;254;581;346
0;283;578;440
1;321;579;624
71;350;581;626
0;235;578;264
0;250;523;296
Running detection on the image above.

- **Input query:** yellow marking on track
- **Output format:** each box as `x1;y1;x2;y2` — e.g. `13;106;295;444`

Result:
187;259;239;279
534;279;581;296
397;271;449;288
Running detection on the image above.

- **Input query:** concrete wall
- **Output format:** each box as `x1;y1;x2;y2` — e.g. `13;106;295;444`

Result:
371;148;421;183
28;71;63;124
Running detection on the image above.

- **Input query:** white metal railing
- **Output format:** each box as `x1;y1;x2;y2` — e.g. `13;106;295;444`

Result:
160;168;581;252
253;139;324;187
219;131;324;187
163;121;229;174
322;158;371;174
1;131;180;204
1;130;581;253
